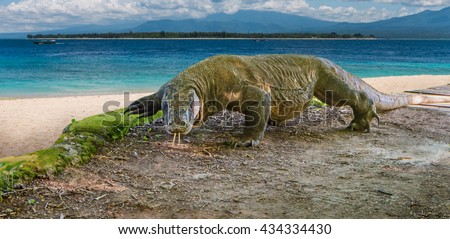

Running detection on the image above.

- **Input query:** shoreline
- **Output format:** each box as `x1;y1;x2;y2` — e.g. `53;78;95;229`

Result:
1;74;449;100
20;37;450;40
28;37;377;40
0;75;449;158
4;37;450;40
0;88;157;101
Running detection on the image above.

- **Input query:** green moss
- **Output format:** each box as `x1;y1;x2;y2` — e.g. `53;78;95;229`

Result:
0;108;163;190
309;96;328;107
0;148;65;189
68;109;132;140
0;161;22;190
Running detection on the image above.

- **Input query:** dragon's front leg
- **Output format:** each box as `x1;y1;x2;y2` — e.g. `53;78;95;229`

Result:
227;86;270;147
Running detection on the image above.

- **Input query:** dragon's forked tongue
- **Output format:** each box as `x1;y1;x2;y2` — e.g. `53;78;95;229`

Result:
172;133;181;145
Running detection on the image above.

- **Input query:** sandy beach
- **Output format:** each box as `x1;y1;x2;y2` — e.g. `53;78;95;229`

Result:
363;75;450;94
0;93;149;158
0;75;449;158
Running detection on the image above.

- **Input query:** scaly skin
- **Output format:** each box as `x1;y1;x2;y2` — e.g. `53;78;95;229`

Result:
126;54;448;147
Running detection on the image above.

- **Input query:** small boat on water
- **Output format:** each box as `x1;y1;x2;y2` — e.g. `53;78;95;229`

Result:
33;39;57;45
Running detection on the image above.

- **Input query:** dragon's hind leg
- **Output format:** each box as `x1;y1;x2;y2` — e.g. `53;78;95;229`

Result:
347;102;380;132
314;72;380;132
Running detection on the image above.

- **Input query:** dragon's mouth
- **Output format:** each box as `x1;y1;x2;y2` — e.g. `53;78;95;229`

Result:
170;129;192;145
167;123;193;145
166;121;193;133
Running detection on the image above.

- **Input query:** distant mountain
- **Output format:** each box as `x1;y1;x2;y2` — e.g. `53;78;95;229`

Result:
132;19;278;33
322;7;450;38
132;10;337;33
132;7;450;38
204;10;337;32
5;7;450;39
41;21;140;34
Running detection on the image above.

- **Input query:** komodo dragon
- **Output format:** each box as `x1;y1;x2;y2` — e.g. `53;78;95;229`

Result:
126;55;448;147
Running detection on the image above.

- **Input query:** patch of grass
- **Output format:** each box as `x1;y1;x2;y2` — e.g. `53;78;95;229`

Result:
155;134;163;140
0;108;163;190
309;97;328;107
27;199;37;205
0;162;18;192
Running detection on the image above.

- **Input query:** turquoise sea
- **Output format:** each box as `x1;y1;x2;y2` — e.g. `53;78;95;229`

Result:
0;39;449;97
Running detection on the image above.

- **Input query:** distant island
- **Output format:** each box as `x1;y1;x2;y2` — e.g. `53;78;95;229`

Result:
27;31;375;39
0;7;447;39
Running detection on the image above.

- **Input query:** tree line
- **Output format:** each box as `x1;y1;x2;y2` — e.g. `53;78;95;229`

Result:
28;31;375;39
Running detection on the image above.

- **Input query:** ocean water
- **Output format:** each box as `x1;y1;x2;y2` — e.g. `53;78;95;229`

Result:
0;39;449;97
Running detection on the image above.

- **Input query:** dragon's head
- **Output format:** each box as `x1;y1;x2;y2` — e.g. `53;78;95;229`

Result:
162;85;201;136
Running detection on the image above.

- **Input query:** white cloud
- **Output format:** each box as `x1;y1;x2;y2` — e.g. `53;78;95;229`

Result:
0;0;220;32
0;0;308;32
385;0;450;6
345;0;450;7
318;6;358;21
212;0;399;22
208;0;310;14
312;5;397;22
0;0;447;32
1;0;143;31
244;0;310;13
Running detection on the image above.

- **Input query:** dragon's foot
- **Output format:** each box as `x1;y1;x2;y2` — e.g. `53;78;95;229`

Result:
268;119;293;127
348;104;380;133
267;119;278;127
347;120;372;132
226;136;260;147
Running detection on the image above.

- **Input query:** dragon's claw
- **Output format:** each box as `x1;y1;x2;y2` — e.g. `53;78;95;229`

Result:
348;104;380;133
227;137;260;148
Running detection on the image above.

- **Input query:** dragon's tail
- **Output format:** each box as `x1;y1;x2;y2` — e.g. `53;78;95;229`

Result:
371;92;449;112
318;57;450;112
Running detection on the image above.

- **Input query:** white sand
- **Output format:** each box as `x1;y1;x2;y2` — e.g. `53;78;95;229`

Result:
1;75;449;158
0;93;148;158
363;75;450;94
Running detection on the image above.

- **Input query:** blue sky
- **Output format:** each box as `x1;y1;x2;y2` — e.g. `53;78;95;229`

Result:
0;0;449;33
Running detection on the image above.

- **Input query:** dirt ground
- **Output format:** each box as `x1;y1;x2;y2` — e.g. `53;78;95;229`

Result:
1;106;449;219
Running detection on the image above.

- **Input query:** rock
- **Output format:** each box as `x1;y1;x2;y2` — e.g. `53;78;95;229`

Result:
67;148;78;157
130;151;139;159
397;156;412;160
192;173;212;180
160;182;176;190
338;175;352;180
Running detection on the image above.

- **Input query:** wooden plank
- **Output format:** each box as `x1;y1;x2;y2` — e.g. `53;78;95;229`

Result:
404;84;450;114
408;105;450;114
418;103;450;108
405;84;450;96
